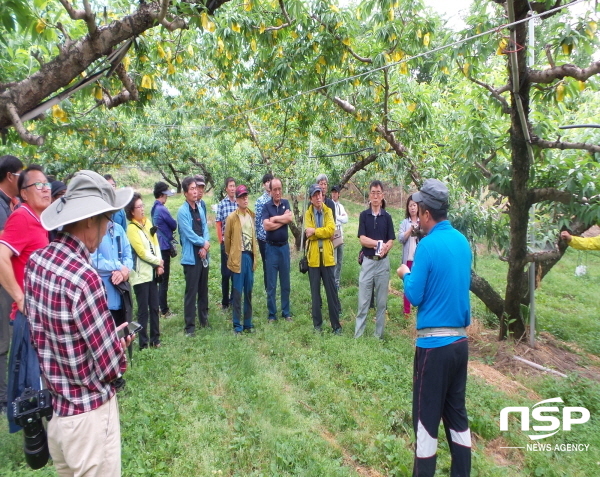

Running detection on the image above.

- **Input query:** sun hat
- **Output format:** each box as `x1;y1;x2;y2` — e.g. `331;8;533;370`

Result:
309;184;322;197
41;170;133;231
235;185;249;198
412;178;449;210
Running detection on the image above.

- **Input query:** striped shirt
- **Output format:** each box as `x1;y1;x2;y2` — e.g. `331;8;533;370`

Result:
25;232;127;416
254;191;271;241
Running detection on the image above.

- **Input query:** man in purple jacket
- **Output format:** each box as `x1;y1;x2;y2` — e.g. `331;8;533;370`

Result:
151;182;177;319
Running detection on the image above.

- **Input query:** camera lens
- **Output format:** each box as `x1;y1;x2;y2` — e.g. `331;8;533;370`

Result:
22;420;50;470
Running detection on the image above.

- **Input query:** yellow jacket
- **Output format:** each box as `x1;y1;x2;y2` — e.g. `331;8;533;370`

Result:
127;218;161;286
224;209;259;273
304;204;335;267
569;235;600;251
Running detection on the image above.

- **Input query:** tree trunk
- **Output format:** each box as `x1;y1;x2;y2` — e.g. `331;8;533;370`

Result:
290;194;303;250
501;0;530;340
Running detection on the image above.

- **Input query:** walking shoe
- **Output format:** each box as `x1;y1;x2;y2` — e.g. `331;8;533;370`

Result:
161;311;175;319
233;330;242;336
244;328;256;334
333;327;343;335
313;326;322;333
150;342;162;348
284;316;293;322
185;332;195;338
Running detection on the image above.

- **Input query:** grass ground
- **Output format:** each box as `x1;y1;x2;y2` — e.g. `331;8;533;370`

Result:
1;193;599;476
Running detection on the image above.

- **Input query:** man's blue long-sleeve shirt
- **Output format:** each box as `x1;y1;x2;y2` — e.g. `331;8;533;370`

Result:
403;220;472;348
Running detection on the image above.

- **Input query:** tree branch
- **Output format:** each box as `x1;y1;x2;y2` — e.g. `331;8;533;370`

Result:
260;0;294;32
531;136;600;154
339;153;380;188
467;76;511;114
152;0;188;32
6;102;44;146
470;270;504;319
529;187;575;205
529;60;600;84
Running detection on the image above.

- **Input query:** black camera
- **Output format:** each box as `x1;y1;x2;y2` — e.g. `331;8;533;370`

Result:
13;387;53;470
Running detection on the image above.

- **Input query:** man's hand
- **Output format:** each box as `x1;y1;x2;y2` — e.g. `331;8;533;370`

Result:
305;227;315;238
198;248;207;259
111;270;124;285
560;231;572;243
16;293;25;314
116;322;135;351
120;267;129;282
156;266;164;276
397;264;410;278
204;241;210;252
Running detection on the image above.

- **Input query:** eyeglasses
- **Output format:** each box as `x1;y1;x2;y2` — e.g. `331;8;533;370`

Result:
370;191;383;196
11;172;20;177
22;182;51;191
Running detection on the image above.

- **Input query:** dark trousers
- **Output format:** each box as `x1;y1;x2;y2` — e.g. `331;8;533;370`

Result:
232;252;254;332
308;263;341;331
258;239;268;292
183;257;209;333
0;286;11;405
159;249;172;314
220;242;233;308
110;308;127;328
413;339;470;477
266;243;291;320
133;281;160;348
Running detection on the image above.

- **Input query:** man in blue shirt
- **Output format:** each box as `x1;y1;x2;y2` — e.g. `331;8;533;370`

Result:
91;220;134;327
255;173;273;293
398;179;472;477
178;177;211;336
261;177;293;322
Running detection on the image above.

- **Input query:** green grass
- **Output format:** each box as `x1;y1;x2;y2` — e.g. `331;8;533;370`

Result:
2;193;599;476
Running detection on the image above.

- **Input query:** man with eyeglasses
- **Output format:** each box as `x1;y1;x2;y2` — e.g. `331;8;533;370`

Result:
0;155;23;415
0;164;51;432
354;180;395;339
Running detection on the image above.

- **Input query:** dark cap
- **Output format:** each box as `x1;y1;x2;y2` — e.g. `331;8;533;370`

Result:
194;175;206;186
50;180;67;198
153;181;174;198
412;179;449;209
309;184;322;197
235;185;249;198
330;185;341;193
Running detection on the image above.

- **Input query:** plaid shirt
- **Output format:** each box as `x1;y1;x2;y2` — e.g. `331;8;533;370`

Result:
25;232;126;416
216;196;238;242
254;191;271;241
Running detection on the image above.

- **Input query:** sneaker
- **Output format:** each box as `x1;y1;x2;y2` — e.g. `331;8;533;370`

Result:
268;319;277;323
333;327;343;335
150;342;162;348
244;328;255;334
313;326;322;333
185;332;196;338
161;311;175;319
284;316;293;322
233;330;242;336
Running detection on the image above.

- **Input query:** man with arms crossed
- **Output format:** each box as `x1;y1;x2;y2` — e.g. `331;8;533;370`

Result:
397;179;471;477
262;177;293;322
25;170;134;476
254;173;273;292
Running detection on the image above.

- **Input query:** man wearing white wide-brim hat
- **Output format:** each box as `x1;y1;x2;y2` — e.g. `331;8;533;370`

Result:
24;170;135;477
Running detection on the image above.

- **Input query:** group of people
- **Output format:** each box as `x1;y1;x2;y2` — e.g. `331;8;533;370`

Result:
2;153;599;477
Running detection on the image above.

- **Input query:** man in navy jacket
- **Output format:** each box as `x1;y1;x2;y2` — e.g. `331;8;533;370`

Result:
398;179;472;477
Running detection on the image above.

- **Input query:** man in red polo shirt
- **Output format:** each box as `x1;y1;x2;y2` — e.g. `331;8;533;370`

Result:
0;165;50;432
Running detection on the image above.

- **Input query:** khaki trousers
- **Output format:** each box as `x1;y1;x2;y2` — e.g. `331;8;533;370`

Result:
48;395;121;477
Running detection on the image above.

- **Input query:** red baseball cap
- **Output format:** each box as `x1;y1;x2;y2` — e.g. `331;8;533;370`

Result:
235;185;249;198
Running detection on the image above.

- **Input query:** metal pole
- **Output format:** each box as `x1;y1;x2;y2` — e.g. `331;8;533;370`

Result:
529;204;536;347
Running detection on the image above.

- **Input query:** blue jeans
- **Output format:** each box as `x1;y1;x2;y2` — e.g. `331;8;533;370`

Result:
266;243;291;320
232;252;254;332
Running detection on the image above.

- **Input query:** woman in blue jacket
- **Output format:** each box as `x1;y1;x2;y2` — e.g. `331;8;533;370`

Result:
151;182;177;318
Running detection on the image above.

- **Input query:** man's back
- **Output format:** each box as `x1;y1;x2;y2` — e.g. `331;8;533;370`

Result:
404;220;471;331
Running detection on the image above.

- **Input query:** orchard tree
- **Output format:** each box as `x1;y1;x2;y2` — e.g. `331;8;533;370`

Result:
444;0;600;339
